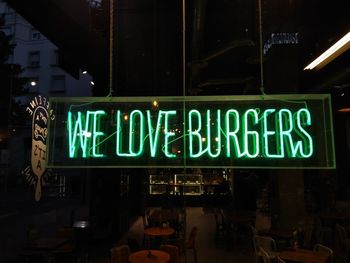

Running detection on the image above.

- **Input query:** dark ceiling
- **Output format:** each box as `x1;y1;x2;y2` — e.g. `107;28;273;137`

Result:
4;0;350;99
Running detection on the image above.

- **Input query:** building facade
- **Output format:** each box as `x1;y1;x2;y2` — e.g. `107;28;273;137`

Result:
1;1;92;198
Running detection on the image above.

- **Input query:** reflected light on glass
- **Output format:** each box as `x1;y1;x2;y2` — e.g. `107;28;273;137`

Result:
304;31;350;70
338;108;350;113
30;81;37;86
73;220;90;228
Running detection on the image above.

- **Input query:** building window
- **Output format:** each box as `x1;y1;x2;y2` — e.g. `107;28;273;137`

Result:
51;50;59;66
51;75;66;93
0;25;13;36
4;12;15;22
30;29;41;40
28;51;40;68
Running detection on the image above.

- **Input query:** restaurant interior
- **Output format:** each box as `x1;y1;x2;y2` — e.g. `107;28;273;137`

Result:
1;0;350;263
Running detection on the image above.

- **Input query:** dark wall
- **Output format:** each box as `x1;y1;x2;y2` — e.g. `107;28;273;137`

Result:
115;0;182;96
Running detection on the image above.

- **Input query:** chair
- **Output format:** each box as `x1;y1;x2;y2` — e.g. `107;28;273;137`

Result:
313;216;332;245
301;224;314;249
160;244;180;263
313;243;333;263
335;224;350;262
214;208;226;244
254;235;279;262
249;225;259;263
110;245;130;263
186;226;198;263
176;208;186;237
142;209;151;246
259;247;272;263
142;209;151;229
249;224;258;236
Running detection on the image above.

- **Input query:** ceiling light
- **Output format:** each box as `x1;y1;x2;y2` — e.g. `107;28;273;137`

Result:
304;31;350;70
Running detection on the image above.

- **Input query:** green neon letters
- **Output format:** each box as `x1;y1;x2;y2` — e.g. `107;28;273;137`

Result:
225;109;244;158
67;107;314;160
146;110;163;157
188;110;203;158
68;110;106;158
116;110;151;157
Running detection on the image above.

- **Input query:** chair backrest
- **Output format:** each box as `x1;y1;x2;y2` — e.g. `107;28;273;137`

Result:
301;224;314;249
259;247;272;263
186;227;198;249
213;211;219;224
336;224;347;241
249;224;258;252
219;209;226;226
254;235;277;252
313;243;333;263
142;210;151;229
313;216;325;244
213;210;225;229
249;224;258;236
110;245;130;263
160;244;180;263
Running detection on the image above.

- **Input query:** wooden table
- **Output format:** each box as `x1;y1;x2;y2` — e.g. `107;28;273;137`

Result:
128;250;170;263
279;248;329;263
144;227;175;248
144;227;175;237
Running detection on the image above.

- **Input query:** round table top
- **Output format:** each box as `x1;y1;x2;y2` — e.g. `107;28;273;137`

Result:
128;250;170;263
144;227;175;237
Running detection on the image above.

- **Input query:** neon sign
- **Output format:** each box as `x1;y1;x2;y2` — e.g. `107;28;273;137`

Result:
47;94;335;169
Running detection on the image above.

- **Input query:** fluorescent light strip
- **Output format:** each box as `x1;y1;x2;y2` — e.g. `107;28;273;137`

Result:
304;31;350;70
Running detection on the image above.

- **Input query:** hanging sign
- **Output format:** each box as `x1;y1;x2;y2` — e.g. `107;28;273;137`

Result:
47;94;335;169
21;95;55;201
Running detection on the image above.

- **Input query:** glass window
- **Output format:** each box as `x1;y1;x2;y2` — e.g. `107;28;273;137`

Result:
51;50;59;66
30;29;41;40
4;12;15;22
0;26;13;36
28;51;40;68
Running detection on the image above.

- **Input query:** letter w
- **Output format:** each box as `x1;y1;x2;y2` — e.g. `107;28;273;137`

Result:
68;111;91;158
